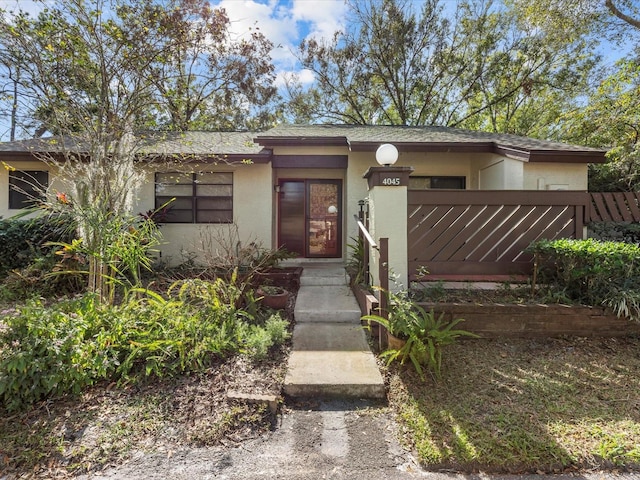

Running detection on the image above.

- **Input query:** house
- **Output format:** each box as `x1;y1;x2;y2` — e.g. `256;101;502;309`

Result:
0;125;606;283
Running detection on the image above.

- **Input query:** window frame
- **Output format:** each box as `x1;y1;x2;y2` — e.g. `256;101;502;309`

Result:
154;172;234;224
8;170;49;209
408;175;466;190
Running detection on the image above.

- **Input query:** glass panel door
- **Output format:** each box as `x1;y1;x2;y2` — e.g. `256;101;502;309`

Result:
278;181;305;256
277;179;342;258
307;180;341;258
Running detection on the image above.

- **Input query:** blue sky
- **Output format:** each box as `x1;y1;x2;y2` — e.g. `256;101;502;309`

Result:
0;0;351;88
213;0;349;86
0;0;634;140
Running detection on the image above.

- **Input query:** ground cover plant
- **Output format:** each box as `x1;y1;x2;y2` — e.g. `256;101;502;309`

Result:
0;272;295;477
387;336;640;473
0;276;290;412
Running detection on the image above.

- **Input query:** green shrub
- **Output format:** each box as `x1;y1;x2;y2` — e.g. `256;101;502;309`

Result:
0;254;84;302
589;222;640;244
363;289;478;380
0;214;75;276
243;314;291;361
0;295;118;411
0;279;291;411
528;238;640;321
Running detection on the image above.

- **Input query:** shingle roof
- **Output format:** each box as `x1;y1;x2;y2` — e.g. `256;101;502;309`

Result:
0;125;607;164
140;131;264;155
0;131;265;157
256;124;604;153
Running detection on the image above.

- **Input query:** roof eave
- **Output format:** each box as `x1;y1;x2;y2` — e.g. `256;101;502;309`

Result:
526;149;608;164
254;136;348;148
0;150;273;164
348;141;495;153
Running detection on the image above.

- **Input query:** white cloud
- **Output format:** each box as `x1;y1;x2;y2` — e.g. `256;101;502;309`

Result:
213;0;346;83
217;0;298;47
291;0;347;41
274;68;315;88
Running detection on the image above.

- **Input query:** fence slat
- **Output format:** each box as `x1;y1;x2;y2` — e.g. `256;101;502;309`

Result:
407;190;589;278
624;192;640;220
604;194;624;222
407;190;640;279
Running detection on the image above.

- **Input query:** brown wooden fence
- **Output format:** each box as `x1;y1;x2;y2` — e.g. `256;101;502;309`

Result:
408;191;640;279
408;190;591;279
587;192;640;222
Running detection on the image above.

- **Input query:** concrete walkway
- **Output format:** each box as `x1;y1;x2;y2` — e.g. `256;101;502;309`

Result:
283;262;385;399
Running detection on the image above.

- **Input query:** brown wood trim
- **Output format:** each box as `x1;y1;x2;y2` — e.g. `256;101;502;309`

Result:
272;155;348;169
409;260;534;276
415;303;640;338
363;166;414;188
149;153;273;164
255;137;348;147
349;142;495;153
527;150;607;164
408;190;591;206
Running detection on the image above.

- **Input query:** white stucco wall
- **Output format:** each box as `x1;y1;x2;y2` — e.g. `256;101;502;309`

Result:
367;184;409;291
523;163;588;190
135;162;273;265
475;155;525;190
397;151;472;178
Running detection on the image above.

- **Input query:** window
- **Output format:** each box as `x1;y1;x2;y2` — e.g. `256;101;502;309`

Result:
155;172;233;223
9;170;49;209
409;176;466;190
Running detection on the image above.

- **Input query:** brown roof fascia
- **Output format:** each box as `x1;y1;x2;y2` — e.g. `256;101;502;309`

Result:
348;141;495;153
272;155;348;168
526;149;607;164
141;152;273;164
0;151;73;162
254;136;348;147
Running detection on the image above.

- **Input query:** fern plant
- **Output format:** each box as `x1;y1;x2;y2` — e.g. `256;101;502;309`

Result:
363;290;478;380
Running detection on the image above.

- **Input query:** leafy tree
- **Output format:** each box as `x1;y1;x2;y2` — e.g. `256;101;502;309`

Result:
131;0;278;131
0;0;276;300
0;0;161;299
289;0;469;125
287;0;600;134
458;1;599;136
563;59;640;191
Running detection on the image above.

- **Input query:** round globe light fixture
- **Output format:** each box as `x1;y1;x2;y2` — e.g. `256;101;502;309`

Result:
375;143;399;166
327;205;338;214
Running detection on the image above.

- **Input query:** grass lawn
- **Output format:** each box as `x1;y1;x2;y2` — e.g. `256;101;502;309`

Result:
387;335;640;473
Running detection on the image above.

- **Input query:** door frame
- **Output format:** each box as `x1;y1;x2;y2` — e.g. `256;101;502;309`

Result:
277;178;343;258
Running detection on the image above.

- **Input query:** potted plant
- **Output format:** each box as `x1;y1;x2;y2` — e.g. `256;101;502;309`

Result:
362;289;478;379
257;284;290;309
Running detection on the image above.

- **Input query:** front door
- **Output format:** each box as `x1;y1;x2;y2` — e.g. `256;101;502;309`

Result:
277;179;342;258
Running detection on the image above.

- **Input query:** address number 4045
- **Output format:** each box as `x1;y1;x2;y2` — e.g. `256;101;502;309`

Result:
381;177;401;186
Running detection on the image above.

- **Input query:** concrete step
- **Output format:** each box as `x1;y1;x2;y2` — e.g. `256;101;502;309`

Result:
284;323;385;399
294;285;361;323
299;263;347;286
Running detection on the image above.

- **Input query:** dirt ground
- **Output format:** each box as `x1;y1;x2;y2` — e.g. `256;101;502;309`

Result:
72;398;430;480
